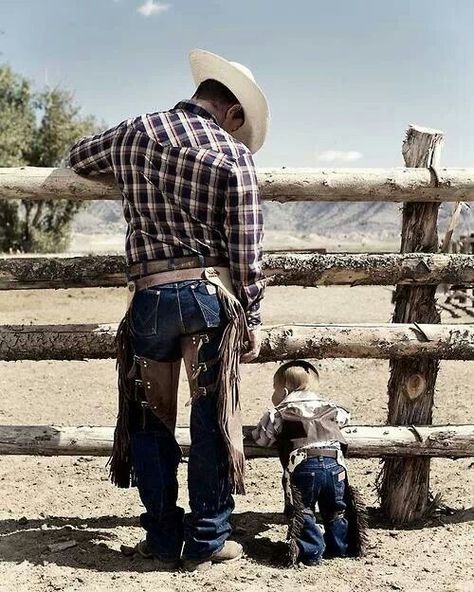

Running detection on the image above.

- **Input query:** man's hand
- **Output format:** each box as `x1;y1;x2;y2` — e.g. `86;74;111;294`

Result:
241;326;262;363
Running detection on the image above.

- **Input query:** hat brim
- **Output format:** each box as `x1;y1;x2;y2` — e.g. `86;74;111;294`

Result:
189;49;269;154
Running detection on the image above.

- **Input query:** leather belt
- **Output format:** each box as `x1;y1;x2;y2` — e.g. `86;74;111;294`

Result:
128;256;226;279
305;448;339;459
129;266;232;293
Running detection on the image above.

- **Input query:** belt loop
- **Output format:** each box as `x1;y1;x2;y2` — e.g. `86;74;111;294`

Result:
168;257;176;271
197;253;206;267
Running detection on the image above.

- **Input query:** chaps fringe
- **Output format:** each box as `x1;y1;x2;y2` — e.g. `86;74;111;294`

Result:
286;483;306;565
212;281;250;495
345;484;369;557
107;309;135;488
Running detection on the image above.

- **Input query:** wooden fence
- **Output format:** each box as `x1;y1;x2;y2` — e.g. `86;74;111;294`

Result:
0;124;473;525
443;234;474;317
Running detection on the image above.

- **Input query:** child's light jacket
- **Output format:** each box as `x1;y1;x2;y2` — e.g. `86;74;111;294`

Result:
252;389;350;471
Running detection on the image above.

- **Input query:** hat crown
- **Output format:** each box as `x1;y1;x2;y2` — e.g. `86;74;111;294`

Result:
189;49;269;153
229;61;255;82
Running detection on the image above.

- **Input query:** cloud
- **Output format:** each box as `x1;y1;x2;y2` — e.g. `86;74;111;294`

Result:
316;150;363;163
137;0;171;17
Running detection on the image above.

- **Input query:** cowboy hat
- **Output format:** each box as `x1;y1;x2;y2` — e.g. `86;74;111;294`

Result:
189;49;270;154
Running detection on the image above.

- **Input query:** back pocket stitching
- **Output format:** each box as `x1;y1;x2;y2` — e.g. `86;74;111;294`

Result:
132;291;160;336
192;291;221;326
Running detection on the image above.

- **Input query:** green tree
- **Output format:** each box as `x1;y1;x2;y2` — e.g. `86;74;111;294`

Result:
0;65;99;252
0;66;35;250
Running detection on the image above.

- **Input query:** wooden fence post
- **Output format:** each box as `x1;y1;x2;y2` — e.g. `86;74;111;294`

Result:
380;125;444;524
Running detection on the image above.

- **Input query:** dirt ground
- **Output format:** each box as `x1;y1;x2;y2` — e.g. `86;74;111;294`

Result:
0;282;473;592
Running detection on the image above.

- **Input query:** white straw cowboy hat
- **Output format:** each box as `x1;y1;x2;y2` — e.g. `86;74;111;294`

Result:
189;49;270;154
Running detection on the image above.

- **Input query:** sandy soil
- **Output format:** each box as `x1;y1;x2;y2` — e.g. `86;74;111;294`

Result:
0;283;473;592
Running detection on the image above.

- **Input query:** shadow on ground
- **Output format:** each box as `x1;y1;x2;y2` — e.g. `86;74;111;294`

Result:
0;508;472;573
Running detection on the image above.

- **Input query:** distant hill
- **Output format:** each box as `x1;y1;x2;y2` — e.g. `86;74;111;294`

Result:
73;200;471;241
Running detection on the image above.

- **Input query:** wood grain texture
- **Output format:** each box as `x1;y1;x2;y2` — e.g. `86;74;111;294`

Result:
0;253;473;289
0;424;472;458
381;124;445;524
0;322;473;361
2;166;474;202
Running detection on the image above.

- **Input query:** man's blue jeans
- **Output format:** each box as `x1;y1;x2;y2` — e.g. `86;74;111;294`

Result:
129;280;234;561
290;456;348;564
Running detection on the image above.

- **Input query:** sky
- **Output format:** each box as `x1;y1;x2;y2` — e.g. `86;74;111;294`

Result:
1;0;474;168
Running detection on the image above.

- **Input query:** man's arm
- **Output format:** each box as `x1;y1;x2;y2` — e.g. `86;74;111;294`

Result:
68;124;122;175
224;151;265;359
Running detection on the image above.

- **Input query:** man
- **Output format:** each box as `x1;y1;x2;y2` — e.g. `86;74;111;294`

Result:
68;49;269;571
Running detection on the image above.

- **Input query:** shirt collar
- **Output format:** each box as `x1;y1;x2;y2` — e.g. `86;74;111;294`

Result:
277;390;323;407
174;100;219;125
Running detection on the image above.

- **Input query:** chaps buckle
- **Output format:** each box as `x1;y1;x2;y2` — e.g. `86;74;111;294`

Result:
191;333;210;346
191;361;207;374
185;386;207;406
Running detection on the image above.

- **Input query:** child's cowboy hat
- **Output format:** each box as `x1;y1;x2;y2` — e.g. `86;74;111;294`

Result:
189;49;270;154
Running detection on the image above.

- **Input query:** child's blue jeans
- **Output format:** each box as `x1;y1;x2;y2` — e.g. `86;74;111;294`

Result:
290;455;349;564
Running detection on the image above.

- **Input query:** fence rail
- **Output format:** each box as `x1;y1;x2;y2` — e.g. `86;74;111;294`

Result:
2;166;474;202
0;424;472;458
1;322;472;361
1;253;473;289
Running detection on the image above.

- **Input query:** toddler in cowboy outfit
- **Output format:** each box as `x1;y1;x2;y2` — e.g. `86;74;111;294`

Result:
253;360;359;566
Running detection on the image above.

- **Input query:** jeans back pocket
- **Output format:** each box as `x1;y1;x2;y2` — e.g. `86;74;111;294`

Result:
131;289;160;337
191;282;224;328
292;469;317;507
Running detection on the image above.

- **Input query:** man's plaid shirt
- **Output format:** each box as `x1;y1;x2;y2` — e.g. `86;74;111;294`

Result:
68;100;265;326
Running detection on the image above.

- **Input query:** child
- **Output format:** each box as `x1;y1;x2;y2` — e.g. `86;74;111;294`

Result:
253;360;362;566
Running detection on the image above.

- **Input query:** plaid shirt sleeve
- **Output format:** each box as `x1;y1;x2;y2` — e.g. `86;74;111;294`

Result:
68;124;122;174
224;152;265;328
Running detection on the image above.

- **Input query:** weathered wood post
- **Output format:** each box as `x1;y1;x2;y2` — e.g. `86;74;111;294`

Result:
380;125;444;524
